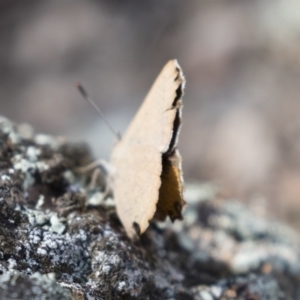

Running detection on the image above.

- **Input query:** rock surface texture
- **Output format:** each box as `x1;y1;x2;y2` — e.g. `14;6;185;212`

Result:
0;116;299;300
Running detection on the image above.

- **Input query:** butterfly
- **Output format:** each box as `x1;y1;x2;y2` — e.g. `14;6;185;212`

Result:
110;60;186;238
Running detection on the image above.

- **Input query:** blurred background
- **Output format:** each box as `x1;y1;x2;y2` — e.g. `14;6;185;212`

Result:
1;0;300;228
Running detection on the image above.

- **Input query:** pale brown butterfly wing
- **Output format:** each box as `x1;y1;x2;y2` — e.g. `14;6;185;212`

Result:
120;60;185;152
112;145;162;237
111;60;185;238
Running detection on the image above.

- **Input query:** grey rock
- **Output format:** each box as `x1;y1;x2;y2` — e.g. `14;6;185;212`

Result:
0;116;300;299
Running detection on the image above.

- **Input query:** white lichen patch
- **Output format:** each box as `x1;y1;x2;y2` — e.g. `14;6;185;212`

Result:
36;161;49;172
1;174;11;182
88;192;105;206
49;214;66;234
0;271;19;285
15;246;22;253
13;147;48;174
102;265;111;274
78;229;87;242
231;243;267;273
35;195;44;209
88;192;115;207
199;290;214;300
7;258;17;270
24;173;36;189
37;248;47;256
184;182;218;204
109;255;121;265
192;286;220;300
210;286;222;298
29;214;66;246
35;213;48;226
35;133;60;149
26;208;48;226
92;250;121;276
117;281;126;291
0;271;72;299
12;151;49;189
17;122;35;140
0;116;20;144
26;147;41;162
13;156;34;173
30;233;41;245
231;242;299;274
63;170;76;184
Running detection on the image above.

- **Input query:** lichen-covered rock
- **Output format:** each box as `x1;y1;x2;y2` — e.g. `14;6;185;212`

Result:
0;272;72;300
0;116;300;299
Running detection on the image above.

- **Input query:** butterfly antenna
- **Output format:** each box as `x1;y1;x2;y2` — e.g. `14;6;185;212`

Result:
76;83;121;140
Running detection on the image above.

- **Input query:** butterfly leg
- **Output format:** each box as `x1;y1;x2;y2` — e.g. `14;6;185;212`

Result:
75;159;113;199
